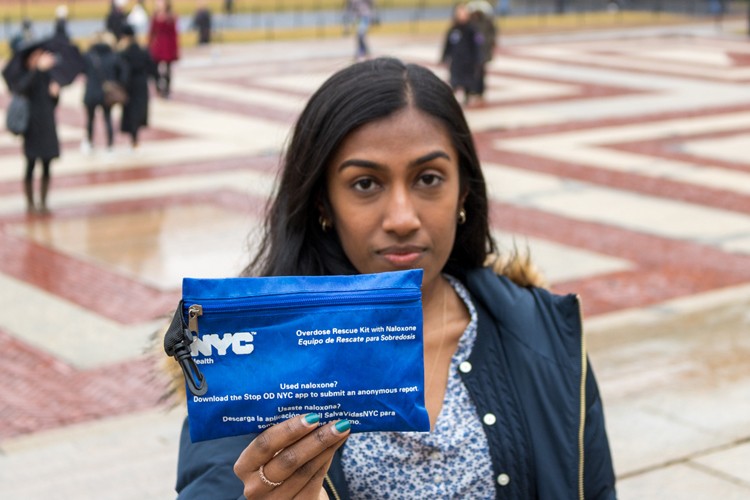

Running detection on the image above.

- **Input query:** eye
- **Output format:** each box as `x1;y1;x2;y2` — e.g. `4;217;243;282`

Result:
416;172;444;188
352;177;379;192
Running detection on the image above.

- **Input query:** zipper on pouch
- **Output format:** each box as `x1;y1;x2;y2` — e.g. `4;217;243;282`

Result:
163;301;208;396
167;289;420;396
188;304;203;334
186;288;421;323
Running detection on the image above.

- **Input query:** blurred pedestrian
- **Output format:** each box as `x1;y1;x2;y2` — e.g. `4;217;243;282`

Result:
468;0;496;103
54;4;71;41
9;19;34;54
346;0;375;60
106;0;129;41
224;0;234;16
12;48;61;214
149;0;179;98
710;0;727;27
192;1;213;45
127;0;150;37
441;2;483;105
81;32;124;154
119;24;156;150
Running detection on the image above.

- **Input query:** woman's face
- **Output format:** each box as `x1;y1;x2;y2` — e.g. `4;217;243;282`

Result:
325;106;463;292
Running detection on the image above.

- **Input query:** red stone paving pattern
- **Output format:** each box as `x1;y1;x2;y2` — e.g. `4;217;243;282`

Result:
0;230;179;323
0;154;278;197
491;202;750;314
480;146;750;215
2;36;750;440
171;91;300;123
507;39;750;83
0;327;168;440
479;102;750;140
0;188;266;323
609;129;750;175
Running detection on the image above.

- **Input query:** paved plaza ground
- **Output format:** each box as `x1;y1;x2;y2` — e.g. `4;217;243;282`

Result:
0;17;749;499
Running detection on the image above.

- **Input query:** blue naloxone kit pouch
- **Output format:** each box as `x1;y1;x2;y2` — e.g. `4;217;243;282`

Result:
164;269;430;442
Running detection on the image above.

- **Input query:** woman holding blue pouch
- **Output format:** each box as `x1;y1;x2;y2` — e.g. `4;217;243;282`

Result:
174;57;616;499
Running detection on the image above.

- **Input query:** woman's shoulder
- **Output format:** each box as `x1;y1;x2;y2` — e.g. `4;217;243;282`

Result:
484;252;547;289
465;256;581;342
465;262;537;308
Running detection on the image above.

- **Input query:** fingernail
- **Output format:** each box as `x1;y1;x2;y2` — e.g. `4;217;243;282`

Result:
304;413;320;425
334;419;351;433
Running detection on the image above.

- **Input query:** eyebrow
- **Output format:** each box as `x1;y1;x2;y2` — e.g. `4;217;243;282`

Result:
337;151;451;172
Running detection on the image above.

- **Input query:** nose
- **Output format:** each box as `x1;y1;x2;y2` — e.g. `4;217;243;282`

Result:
382;185;421;236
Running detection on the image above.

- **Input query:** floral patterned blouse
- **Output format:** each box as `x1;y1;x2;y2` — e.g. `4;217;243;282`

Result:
341;276;496;499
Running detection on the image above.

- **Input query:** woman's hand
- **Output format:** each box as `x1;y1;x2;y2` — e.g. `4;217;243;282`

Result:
233;413;350;499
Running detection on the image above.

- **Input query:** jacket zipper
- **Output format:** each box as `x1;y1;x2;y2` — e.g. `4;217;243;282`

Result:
576;294;586;500
325;474;341;500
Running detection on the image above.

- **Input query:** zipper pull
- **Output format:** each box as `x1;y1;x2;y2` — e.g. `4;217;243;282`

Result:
163;301;208;396
188;304;203;334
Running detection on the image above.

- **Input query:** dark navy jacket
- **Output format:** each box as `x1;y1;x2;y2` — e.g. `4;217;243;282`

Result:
175;267;616;499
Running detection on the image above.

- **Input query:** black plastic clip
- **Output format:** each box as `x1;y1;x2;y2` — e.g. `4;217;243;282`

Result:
164;301;207;396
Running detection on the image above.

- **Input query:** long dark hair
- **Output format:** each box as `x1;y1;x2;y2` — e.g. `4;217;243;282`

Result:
243;57;494;279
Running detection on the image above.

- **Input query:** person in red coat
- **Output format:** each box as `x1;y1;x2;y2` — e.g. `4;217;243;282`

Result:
148;0;178;97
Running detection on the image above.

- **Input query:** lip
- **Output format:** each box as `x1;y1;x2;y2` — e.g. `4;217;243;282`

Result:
377;246;426;267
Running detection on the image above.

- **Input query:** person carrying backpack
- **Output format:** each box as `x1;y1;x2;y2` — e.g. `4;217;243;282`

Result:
81;32;125;154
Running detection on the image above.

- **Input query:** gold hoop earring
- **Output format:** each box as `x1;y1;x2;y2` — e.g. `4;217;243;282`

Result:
457;208;467;225
319;216;331;232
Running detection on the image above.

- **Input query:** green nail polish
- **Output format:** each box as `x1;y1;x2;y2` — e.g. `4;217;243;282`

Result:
304;413;320;425
335;419;351;433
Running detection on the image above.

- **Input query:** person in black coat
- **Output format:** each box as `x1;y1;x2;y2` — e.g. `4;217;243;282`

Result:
53;5;71;42
118;25;156;149
441;2;483;105
12;48;60;214
467;1;496;102
82;32;124;153
192;1;213;45
105;0;128;41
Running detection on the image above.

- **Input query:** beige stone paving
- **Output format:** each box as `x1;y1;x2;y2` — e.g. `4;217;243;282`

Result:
0;407;185;500
588;283;750;498
0;272;165;369
484;161;750;251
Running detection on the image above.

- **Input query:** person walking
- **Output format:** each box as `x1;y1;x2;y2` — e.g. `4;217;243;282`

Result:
346;0;375;60
127;0;150;37
105;0;129;41
12;48;60;214
148;0;179;98
192;1;213;45
441;2;483;105
223;0;234;16
468;0;496;103
119;24;156;150
53;5;71;41
81;32;123;154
